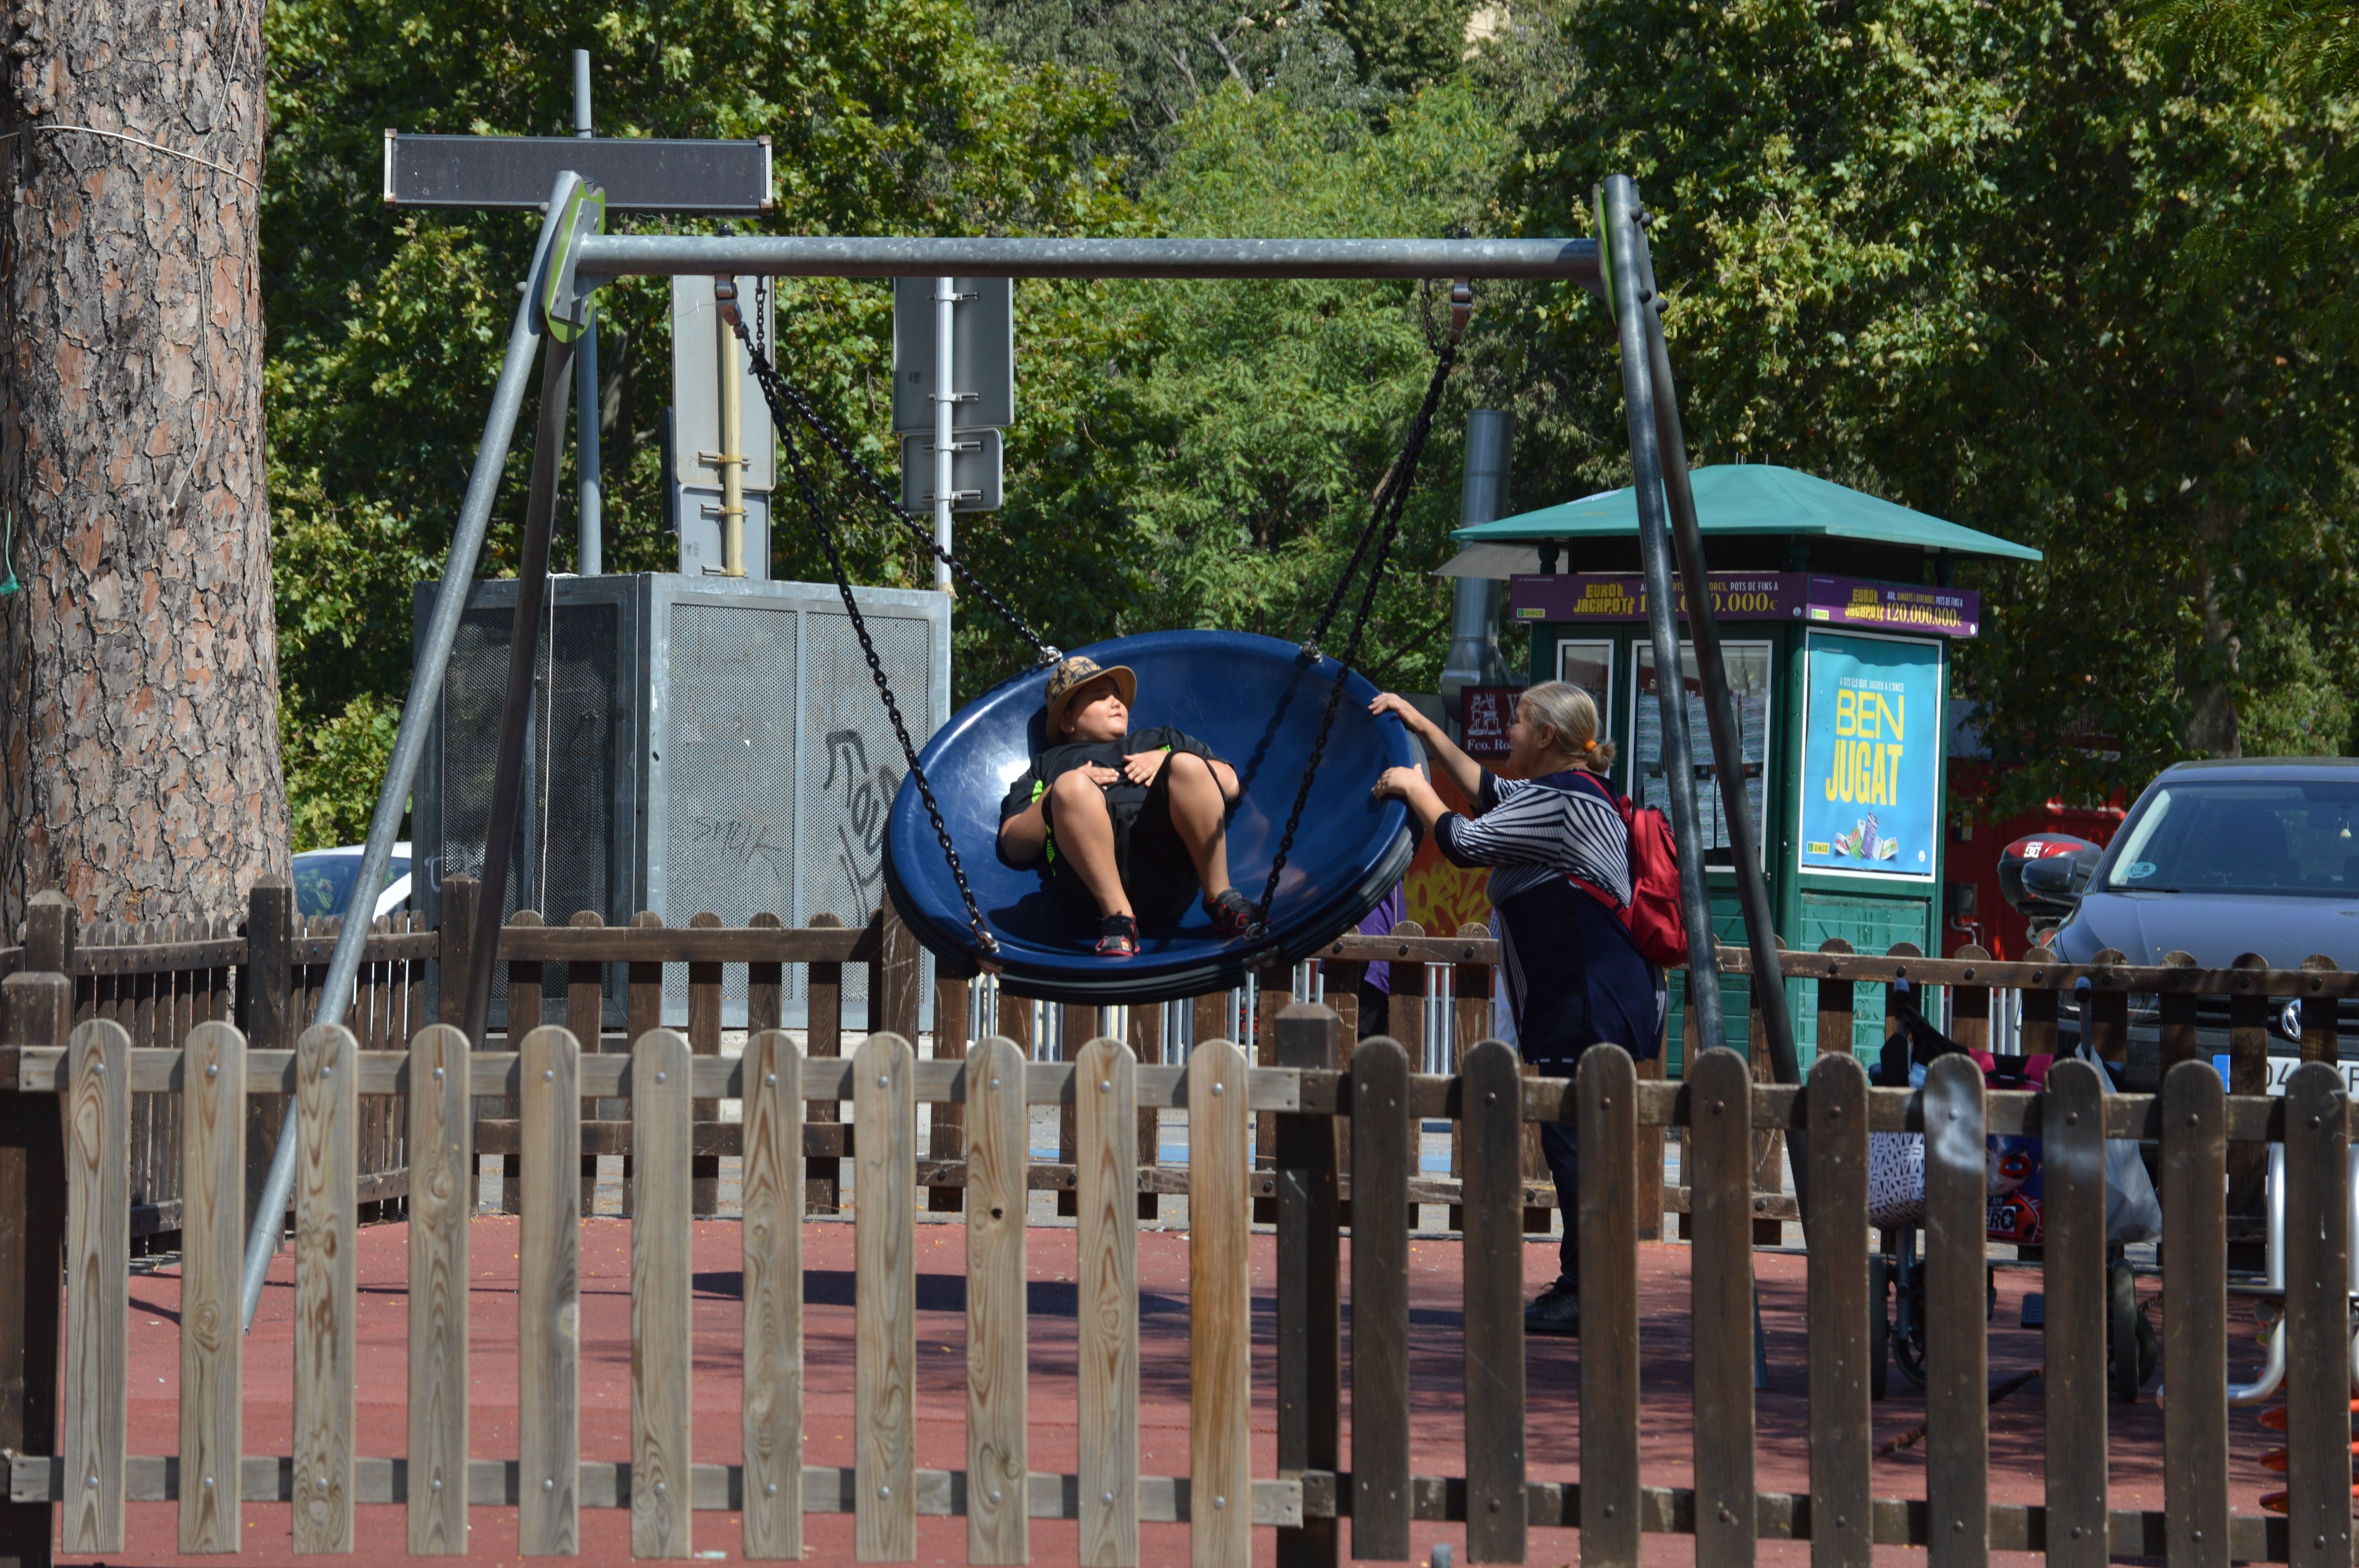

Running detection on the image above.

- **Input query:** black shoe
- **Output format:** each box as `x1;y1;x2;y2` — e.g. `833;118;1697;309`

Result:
1525;1279;1581;1337
1095;914;1140;957
1204;887;1258;939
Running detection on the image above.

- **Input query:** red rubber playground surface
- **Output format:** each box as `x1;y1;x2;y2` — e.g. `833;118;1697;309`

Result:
62;1218;2285;1567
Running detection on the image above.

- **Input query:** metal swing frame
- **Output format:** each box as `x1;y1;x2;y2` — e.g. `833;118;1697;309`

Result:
239;168;1802;1325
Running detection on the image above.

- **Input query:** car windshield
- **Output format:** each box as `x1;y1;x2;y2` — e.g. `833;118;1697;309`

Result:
293;854;411;918
2105;779;2359;895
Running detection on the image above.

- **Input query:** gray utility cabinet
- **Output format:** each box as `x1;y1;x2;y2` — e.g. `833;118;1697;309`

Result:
413;573;950;1030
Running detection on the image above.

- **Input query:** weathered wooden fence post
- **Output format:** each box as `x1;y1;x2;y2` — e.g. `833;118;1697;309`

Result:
688;910;724;1216
436;876;477;1034
1060;1001;1093;1219
1579;1044;1640;1568
2281;1060;2352;1566
2041;1058;2107;1568
241;875;294;1238
1461;1038;1527;1562
927;950;974;1215
0;951;69;1568
1803;1050;1870;1568
806;911;847;1214
2225;953;2270;1270
1274;1003;1340;1568
1350;1036;1411;1562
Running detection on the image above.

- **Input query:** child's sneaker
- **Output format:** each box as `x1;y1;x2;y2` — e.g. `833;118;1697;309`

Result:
1096;914;1140;957
1204;889;1258;938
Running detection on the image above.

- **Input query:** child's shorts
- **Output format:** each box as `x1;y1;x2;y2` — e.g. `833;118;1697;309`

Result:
1041;760;1202;928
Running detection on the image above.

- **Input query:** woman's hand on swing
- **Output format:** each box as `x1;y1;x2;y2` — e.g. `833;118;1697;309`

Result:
1370;691;1484;801
1369;691;1439;740
1373;764;1450;834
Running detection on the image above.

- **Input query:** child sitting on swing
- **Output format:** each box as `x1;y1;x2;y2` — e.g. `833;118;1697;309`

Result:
998;655;1256;956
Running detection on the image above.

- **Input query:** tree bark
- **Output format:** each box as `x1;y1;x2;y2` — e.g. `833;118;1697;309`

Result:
0;0;287;931
2184;512;2243;759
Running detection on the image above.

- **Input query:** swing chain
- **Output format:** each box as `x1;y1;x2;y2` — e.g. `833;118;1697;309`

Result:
773;393;1002;957
719;297;1060;668
1258;301;1467;930
714;290;1005;956
1305;277;1474;663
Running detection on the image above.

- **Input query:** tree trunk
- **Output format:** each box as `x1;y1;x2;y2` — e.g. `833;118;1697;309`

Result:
0;0;287;931
2184;515;2243;759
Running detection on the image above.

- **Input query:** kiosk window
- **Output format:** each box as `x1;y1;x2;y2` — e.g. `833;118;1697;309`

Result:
1554;641;1613;737
1632;642;1772;867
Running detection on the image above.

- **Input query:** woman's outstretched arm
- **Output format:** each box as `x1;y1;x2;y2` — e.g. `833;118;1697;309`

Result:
1368;692;1484;802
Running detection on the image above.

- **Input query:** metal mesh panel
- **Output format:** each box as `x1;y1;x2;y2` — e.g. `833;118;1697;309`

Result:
662;600;800;1024
433;595;627;1029
800;609;935;1018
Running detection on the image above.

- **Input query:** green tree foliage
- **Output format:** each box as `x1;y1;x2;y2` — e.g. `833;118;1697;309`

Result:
1116;80;1507;689
1323;0;1477;91
969;0;1369;167
265;0;1141;846
1500;0;2359;809
262;0;2359;847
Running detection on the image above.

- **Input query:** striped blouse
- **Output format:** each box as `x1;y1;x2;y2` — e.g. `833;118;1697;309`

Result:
1433;769;1654;1058
1431;770;1632;907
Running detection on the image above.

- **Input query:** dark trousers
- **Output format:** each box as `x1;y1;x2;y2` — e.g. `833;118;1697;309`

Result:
1533;1039;1619;1289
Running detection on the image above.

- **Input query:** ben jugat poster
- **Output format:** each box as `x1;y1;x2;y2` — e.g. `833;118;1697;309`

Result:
1799;631;1943;879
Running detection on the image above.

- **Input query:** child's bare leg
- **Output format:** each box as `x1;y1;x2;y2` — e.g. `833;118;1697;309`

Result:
1050;770;1132;919
1164;751;1232;896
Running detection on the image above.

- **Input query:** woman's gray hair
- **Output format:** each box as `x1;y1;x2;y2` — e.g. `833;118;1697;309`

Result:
1521;681;1615;770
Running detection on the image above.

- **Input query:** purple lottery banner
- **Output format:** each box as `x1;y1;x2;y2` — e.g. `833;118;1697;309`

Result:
1509;571;1978;638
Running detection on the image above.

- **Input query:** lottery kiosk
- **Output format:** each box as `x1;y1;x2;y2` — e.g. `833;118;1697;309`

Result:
1444;464;2041;1065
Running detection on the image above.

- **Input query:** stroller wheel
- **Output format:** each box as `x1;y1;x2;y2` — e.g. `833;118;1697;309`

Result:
1893;1270;1929;1390
1869;1254;1890;1402
2108;1259;2151;1402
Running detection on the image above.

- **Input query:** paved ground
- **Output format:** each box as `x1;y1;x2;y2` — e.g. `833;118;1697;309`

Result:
57;1189;2293;1568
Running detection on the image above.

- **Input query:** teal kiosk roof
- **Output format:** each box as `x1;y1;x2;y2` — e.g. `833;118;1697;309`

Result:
1452;463;2042;561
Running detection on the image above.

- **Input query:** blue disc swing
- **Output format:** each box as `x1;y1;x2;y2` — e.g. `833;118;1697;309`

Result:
725;283;1468;1004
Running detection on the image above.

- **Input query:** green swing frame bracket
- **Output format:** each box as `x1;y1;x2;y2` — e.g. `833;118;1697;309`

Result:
540;173;609;344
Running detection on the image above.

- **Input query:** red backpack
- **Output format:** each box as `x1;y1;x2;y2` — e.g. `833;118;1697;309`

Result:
1563;773;1689;967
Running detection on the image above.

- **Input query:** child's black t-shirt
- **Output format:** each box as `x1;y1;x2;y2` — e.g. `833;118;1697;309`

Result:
997;726;1219;863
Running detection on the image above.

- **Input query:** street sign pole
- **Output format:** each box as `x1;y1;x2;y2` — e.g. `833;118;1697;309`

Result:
717;278;747;576
572;49;603;575
934;276;956;593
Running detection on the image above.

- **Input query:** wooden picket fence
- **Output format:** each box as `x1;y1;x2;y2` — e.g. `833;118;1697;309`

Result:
5;891;2359;1562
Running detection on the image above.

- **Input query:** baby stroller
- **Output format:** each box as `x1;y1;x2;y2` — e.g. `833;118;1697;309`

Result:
1866;983;2161;1401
